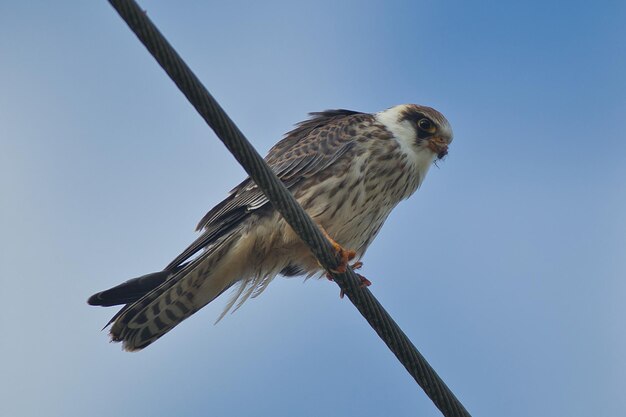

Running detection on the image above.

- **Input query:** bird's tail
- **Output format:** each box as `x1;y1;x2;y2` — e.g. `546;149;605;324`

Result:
93;232;242;351
87;270;176;308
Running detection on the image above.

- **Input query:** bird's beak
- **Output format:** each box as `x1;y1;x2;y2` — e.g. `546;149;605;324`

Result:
427;136;449;159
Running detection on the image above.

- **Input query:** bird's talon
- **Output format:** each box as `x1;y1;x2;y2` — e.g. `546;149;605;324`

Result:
351;261;363;270
328;247;356;274
329;264;347;274
320;227;357;275
356;273;372;288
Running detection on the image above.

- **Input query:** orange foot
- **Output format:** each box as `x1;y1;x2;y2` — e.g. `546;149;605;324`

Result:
326;260;364;282
324;256;371;298
320;227;357;274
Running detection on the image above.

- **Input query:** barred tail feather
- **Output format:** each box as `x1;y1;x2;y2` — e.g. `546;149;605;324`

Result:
109;232;242;351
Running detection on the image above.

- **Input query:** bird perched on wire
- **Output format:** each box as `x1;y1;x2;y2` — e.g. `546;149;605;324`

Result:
88;104;453;351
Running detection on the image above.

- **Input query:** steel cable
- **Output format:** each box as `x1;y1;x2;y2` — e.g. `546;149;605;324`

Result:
107;1;472;415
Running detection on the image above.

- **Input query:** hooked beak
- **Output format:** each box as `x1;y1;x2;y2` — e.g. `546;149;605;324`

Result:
427;136;449;159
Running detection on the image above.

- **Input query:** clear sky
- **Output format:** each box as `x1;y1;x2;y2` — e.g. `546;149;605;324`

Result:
1;1;625;416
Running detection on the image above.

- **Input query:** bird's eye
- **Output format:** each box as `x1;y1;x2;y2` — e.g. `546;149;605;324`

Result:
418;118;435;133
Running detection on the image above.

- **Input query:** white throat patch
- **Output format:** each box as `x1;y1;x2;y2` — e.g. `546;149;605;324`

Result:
374;105;436;189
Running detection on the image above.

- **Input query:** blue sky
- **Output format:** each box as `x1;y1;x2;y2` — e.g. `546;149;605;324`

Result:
1;1;625;416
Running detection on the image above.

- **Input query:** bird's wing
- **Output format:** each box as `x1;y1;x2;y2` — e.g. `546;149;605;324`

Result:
164;110;372;270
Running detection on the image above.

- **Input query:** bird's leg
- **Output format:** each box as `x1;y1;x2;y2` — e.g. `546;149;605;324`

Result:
319;226;357;275
317;227;371;298
316;227;372;297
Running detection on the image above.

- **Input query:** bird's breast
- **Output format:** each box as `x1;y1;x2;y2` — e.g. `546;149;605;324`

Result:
295;139;424;256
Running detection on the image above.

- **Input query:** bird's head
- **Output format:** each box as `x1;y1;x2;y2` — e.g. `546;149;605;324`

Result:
376;104;453;160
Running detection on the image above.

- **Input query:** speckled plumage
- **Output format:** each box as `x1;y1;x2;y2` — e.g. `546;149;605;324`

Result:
88;104;453;351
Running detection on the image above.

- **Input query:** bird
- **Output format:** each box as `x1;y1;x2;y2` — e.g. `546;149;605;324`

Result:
88;104;453;351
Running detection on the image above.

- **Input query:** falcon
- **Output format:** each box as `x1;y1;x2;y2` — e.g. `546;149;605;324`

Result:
88;104;453;351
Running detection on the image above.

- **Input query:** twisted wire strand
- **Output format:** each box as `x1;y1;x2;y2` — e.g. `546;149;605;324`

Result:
107;1;471;416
